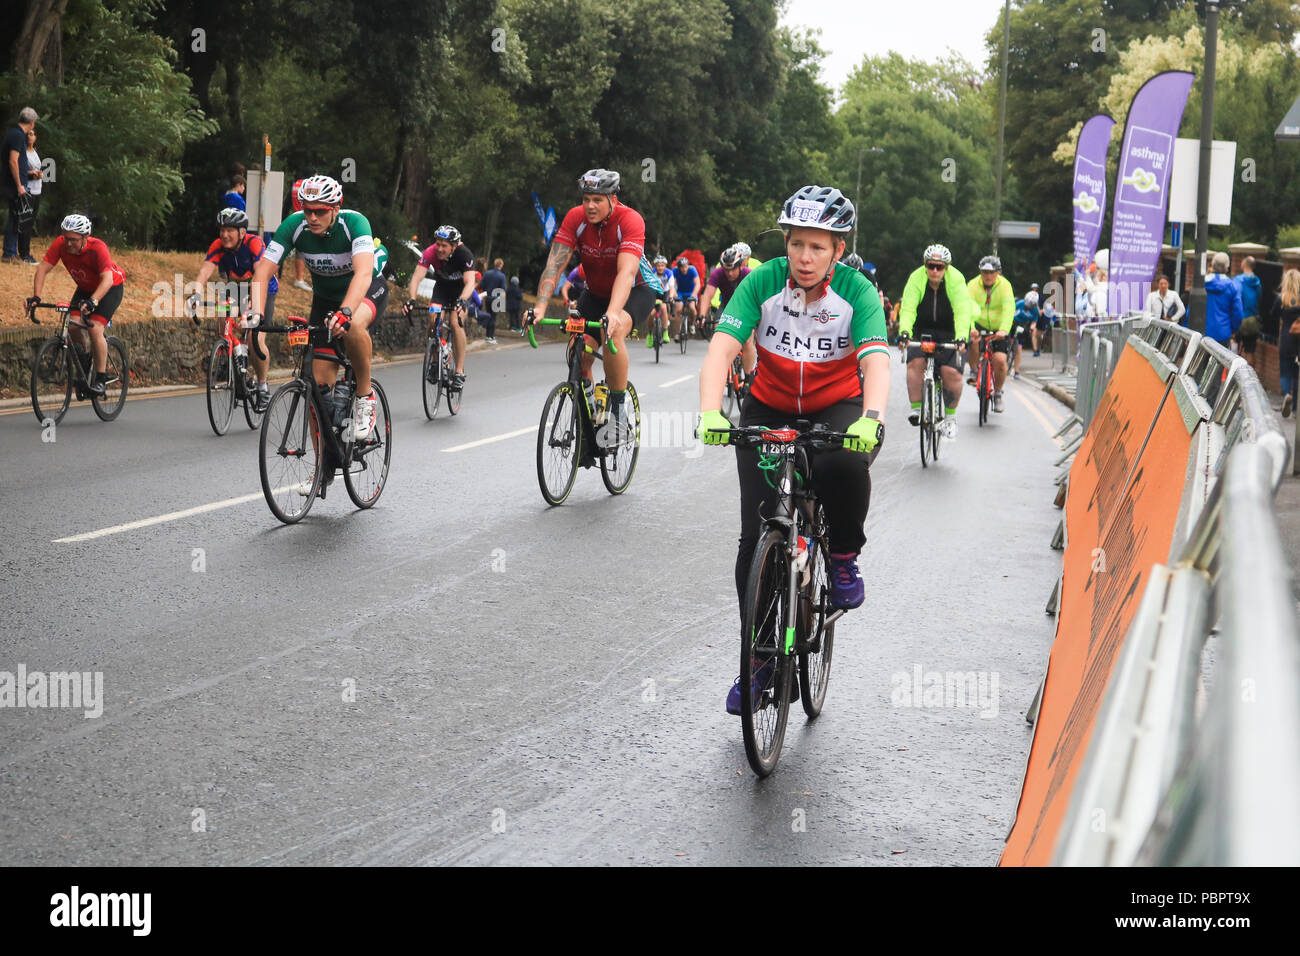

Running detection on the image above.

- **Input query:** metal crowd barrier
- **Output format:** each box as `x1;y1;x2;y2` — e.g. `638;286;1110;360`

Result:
1048;330;1300;865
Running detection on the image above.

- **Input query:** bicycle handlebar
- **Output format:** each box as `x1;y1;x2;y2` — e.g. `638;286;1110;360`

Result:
710;422;855;452
26;301;72;324
523;309;618;354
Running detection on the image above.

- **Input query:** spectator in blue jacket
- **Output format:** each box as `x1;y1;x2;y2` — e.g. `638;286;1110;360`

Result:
1205;252;1244;347
1233;255;1262;364
479;257;507;345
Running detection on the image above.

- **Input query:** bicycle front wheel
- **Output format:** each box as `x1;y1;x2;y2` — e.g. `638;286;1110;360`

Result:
30;338;72;426
345;379;391;509
422;337;440;420
679;313;689;354
931;382;942;461
600;382;640;495
653;314;662;364
91;336;129;422
741;527;795;777
798;516;836;719
259;381;322;524
537;381;581;505
205;341;235;435
723;363;738;421
920;379;931;468
978;358;990;426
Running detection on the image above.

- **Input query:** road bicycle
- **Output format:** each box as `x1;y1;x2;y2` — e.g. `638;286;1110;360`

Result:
903;336;960;468
191;297;264;436
421;301;464;419
526;307;641;505
648;300;666;364
707;421;854;777
974;330;998;427
27;301;128;425
721;354;750;420
676;297;696;354
254;317;391;523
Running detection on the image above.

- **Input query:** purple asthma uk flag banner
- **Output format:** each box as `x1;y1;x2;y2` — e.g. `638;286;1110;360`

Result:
1072;114;1114;271
1107;70;1194;314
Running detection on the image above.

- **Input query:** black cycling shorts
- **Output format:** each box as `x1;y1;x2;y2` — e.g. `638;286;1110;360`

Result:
308;275;387;357
906;344;962;371
76;284;124;326
575;285;656;342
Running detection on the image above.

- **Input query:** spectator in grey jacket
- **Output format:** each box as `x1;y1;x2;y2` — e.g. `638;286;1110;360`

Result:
506;275;523;332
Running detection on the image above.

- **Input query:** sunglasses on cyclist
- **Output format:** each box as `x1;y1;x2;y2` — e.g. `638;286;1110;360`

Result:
926;262;947;271
303;206;334;217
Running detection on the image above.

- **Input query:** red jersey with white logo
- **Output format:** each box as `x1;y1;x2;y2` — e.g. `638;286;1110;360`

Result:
43;236;125;294
552;202;662;299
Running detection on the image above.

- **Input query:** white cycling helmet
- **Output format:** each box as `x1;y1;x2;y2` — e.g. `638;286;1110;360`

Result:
720;245;745;268
922;243;951;264
1025;290;1039;307
735;242;752;260
61;214;92;235
778;185;855;233
979;255;1002;272
298;175;343;206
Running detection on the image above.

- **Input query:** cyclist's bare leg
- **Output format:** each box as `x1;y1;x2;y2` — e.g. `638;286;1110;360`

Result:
939;365;964;409
967;333;981;379
343;303;376;396
248;330;269;383
1031;326;1040;353
993;351;1008;390
81;320;108;373
452;306;467;374
906;356;925;403
671;299;683;338
602;312;631;390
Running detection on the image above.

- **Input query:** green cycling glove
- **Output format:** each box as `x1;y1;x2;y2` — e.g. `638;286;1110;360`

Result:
697;409;732;446
844;416;883;454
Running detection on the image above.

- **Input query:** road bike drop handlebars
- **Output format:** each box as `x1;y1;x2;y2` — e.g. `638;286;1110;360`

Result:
523;308;619;354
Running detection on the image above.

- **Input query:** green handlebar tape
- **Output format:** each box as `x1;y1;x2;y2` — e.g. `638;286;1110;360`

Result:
527;324;538;348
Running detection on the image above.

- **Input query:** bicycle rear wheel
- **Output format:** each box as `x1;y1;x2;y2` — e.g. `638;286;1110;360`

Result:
741;527;795;777
537;381;581;505
599;382;640;495
206;341;235;435
243;382;264;430
978;357;990;426
345;379;391;509
920;379;931;468
798;518;836;718
91;336;129;422
422;337;440;420
259;381;322;523
30;338;72;425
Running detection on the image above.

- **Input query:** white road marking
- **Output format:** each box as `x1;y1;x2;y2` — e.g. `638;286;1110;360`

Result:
659;375;694;388
442;426;536;453
54;489;293;543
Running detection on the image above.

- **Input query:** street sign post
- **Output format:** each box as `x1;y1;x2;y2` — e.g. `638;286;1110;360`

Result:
997;220;1041;240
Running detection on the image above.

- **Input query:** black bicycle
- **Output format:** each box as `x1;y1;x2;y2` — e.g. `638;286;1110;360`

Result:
190;297;264;436
420;301;464;419
254;317;392;523
27;301;128;425
709;421;856;777
526;308;641;505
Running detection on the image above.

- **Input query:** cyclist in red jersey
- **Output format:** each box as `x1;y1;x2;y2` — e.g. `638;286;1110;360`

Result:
26;214;125;396
526;168;665;433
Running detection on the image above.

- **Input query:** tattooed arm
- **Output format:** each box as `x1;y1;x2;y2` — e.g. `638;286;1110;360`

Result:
532;241;573;322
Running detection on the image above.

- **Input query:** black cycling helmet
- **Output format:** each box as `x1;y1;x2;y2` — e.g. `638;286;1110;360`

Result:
778;185;855;233
720;246;745;268
676;256;690;268
217;207;248;229
578;168;620;195
979;255;1002;272
434;225;461;243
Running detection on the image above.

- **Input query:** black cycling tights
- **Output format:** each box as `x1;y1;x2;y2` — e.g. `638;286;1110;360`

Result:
733;395;871;614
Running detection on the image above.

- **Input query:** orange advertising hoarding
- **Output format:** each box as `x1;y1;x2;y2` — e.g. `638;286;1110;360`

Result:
1002;346;1193;865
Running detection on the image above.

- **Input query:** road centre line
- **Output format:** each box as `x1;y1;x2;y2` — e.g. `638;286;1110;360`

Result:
54;489;292;543
1009;385;1064;444
659;375;694;388
441;426;536;453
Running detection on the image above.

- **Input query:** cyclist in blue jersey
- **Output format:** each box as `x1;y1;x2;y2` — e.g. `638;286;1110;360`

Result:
672;255;700;339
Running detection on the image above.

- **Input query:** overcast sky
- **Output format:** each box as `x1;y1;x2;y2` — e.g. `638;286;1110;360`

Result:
780;0;1010;95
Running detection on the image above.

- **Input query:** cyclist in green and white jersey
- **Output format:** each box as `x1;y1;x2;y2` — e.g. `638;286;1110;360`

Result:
248;175;388;442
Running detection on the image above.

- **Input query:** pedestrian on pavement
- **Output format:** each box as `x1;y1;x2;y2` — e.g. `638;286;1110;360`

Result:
506;276;523;331
1145;274;1185;324
480;257;507;345
1205;251;1244;349
3;107;38;263
1272;269;1300;418
17;126;43;263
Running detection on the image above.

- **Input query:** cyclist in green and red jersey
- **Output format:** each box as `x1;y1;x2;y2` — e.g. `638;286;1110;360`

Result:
695;185;889;715
248;175;387;443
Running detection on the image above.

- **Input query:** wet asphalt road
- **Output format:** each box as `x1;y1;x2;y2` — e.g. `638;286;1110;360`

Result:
0;337;1070;865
